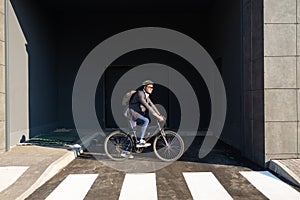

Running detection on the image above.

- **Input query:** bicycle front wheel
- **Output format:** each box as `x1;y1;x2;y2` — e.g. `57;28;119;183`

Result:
153;130;184;162
104;130;133;161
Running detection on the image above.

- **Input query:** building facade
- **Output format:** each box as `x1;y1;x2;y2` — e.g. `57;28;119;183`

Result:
0;0;300;167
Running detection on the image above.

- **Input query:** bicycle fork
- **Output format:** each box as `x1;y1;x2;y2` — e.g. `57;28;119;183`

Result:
158;121;169;147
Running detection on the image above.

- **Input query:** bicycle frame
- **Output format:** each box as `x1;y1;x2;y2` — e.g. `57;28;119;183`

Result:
104;119;184;161
128;120;169;149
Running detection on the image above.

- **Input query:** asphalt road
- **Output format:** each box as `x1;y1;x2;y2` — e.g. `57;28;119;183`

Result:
26;137;300;200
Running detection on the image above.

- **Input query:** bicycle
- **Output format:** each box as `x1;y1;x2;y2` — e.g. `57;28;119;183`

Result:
104;119;184;162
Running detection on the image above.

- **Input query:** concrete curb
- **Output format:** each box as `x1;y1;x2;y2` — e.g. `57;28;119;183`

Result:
16;150;77;200
268;160;300;187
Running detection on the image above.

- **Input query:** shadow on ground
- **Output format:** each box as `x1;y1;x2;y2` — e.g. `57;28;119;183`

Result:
85;136;263;171
180;136;262;170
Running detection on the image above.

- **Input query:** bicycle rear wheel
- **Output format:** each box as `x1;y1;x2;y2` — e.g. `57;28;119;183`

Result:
104;130;133;161
153;130;184;162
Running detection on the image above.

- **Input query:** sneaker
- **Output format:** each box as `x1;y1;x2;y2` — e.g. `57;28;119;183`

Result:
121;150;134;159
136;139;151;148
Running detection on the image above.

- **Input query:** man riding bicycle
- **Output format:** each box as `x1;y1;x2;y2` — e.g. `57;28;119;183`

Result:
125;80;164;148
104;80;184;160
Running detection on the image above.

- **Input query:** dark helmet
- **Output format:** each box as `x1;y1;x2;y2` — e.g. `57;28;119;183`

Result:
142;80;154;86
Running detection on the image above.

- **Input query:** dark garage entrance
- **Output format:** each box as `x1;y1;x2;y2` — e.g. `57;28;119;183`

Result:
9;0;245;163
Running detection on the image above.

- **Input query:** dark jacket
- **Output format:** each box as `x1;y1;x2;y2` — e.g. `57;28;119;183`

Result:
126;89;160;121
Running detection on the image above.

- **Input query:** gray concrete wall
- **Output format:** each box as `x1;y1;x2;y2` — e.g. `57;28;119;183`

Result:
0;0;6;152
7;0;29;146
264;0;300;161
243;0;265;166
9;0;58;137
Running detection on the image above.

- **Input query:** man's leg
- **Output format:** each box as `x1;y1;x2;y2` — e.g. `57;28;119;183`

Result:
137;115;149;139
121;120;136;159
136;115;151;147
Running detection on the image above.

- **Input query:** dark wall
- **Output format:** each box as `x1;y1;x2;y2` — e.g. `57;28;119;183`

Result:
242;0;265;166
209;0;243;150
56;9;213;129
98;50;210;130
10;0;58;136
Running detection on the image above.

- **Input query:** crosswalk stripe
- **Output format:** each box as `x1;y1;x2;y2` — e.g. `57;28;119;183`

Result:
183;172;233;200
0;166;29;192
45;174;98;200
119;173;157;200
240;171;300;200
41;170;300;200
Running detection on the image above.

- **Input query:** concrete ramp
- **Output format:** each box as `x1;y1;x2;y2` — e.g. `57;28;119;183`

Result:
269;159;300;188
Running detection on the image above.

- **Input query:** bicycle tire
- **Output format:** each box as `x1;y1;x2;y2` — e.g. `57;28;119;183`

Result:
153;130;184;162
104;130;133;161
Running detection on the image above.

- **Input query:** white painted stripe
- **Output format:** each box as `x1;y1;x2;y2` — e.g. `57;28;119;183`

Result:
119;173;157;200
183;172;233;200
240;171;300;200
45;174;98;200
0;166;29;192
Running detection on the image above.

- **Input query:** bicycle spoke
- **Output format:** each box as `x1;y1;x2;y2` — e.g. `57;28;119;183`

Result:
107;141;121;157
104;131;132;161
154;131;184;161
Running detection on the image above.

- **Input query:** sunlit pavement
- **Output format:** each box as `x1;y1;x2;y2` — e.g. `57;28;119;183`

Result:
26;137;300;200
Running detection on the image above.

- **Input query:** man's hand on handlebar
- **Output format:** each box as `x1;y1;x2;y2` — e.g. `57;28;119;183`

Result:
157;115;165;122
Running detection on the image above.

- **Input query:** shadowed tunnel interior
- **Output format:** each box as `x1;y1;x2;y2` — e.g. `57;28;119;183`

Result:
9;0;243;154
